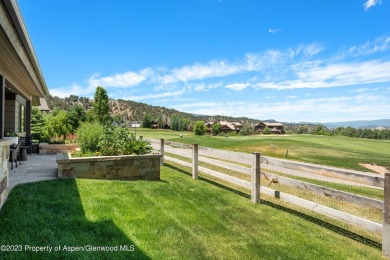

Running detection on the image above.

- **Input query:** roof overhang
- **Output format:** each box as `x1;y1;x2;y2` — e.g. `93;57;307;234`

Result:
0;0;49;101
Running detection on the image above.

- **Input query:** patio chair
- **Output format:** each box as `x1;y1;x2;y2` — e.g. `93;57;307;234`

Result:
19;136;32;155
10;140;23;169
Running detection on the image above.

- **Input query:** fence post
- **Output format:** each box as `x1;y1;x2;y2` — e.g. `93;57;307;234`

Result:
251;152;261;203
192;144;198;180
160;139;164;166
383;173;390;258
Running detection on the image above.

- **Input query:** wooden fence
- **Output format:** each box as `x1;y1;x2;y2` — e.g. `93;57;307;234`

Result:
151;139;390;258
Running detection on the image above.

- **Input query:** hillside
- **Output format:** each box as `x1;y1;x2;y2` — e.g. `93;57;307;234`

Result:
46;95;262;125
45;95;324;132
323;119;390;129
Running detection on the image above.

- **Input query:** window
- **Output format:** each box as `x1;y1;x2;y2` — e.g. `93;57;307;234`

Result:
19;103;25;133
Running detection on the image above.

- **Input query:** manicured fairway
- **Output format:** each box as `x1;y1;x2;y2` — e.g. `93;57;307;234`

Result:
138;128;390;172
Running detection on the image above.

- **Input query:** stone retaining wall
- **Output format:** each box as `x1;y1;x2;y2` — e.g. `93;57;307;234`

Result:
39;143;79;155
57;153;161;181
0;139;12;209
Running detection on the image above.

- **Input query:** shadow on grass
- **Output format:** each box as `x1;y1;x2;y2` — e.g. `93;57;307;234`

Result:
0;179;150;259
165;163;381;249
260;200;381;249
165;163;250;198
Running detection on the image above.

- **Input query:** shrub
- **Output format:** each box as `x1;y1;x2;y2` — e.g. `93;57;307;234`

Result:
43;110;72;140
98;127;152;156
132;137;153;155
194;121;206;135
211;123;221;136
263;126;271;134
239;124;254;136
77;122;104;153
98;127;133;156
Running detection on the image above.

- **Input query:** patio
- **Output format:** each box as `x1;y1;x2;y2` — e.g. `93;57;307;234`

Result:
8;154;57;190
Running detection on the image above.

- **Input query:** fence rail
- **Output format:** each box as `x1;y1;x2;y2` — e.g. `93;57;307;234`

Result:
150;138;389;258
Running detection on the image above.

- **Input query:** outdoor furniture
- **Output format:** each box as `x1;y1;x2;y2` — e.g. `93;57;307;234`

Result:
9;141;23;169
19;136;32;155
20;146;28;161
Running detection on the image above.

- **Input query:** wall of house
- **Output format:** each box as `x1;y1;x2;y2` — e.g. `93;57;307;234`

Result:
4;99;18;133
4;93;25;134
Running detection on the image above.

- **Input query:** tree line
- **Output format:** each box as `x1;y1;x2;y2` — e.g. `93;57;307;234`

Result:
286;124;390;140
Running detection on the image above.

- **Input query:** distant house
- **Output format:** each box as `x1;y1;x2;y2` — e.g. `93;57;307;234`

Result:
151;121;159;129
205;121;216;134
255;122;284;134
206;121;242;134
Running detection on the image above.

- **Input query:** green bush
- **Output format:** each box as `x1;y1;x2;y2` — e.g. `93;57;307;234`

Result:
98;127;133;156
132;137;153;155
263;126;271;134
98;127;152;156
43;110;72;140
239;124;254;136
193;121;206;135
211;123;221;136
77;122;104;153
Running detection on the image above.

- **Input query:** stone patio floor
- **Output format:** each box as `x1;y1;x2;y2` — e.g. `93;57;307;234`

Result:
9;154;58;190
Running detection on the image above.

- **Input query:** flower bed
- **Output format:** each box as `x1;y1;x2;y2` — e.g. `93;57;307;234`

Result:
56;153;161;181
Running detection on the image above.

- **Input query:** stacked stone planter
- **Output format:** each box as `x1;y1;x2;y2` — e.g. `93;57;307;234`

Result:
56;153;161;181
39;143;79;155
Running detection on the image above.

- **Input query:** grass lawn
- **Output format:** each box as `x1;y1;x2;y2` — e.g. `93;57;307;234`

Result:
0;167;382;259
138;128;390;172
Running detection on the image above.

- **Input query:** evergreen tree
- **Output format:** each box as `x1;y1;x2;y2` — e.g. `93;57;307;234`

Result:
93;86;110;125
142;113;153;128
31;107;46;142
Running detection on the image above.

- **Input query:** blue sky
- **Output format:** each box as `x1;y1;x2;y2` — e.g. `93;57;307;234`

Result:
19;0;390;122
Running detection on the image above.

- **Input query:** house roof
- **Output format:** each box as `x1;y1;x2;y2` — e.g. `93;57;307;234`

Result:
0;0;49;104
219;121;238;130
205;121;216;126
256;122;284;127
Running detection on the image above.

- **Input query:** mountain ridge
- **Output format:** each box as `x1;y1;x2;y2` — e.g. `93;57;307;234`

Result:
44;95;388;130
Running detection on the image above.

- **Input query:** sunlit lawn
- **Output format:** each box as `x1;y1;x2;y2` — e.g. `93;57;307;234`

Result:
0;166;382;259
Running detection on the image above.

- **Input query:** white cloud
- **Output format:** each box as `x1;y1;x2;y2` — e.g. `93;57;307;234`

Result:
50;83;96;98
343;36;390;57
176;93;390;122
268;28;281;34
301;43;324;57
175;102;219;109
48;37;390;123
158;61;242;84
252;60;390;90
225;83;250;91
364;0;382;10
88;68;152;88
124;90;184;101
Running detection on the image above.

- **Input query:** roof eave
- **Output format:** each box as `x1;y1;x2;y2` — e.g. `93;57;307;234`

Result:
2;0;49;97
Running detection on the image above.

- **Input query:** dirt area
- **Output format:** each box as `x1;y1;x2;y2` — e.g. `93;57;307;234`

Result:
359;163;388;174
